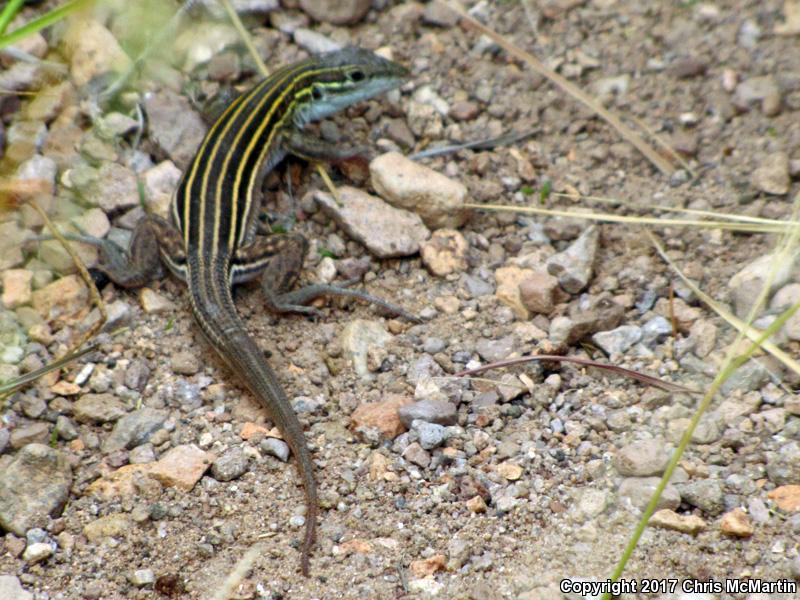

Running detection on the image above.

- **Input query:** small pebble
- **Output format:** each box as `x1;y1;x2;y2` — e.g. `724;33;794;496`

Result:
128;569;155;587
22;542;53;564
211;447;250;482
171;351;200;376
260;437;290;462
546;226;599;294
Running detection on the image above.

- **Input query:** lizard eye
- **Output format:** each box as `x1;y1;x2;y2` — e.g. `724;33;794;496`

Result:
349;69;365;82
311;85;324;100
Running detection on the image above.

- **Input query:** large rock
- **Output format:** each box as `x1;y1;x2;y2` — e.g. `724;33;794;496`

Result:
144;90;207;169
341;319;394;378
370;152;468;229
419;229;468;276
771;283;800;341
1;269;33;309
86;162;140;213
546;225;599;294
61;17;131;87
315;187;429;258
495;265;536;320
0;444;72;535
729;251;795;317
751;152;790;195
767;441;800;485
31;275;88;323
101;408;169;453
74;393;129;424
351;395;413;442
614;439;670;477
0;576;32;600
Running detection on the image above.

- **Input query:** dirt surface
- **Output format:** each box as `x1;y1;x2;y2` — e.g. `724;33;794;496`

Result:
1;1;800;599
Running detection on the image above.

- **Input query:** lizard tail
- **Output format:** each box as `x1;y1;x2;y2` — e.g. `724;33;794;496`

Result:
187;272;318;576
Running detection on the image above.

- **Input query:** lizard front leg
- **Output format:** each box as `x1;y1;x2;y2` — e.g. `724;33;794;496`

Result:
283;129;368;163
60;214;186;288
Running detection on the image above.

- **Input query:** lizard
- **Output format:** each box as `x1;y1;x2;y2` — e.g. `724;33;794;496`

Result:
70;47;412;576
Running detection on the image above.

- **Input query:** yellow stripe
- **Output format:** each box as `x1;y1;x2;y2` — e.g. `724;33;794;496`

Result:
180;88;252;245
217;66;326;253
184;67;303;303
179;61;318;309
207;63;313;255
229;68;337;249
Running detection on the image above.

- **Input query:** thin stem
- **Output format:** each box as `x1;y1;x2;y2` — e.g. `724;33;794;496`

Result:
218;0;269;77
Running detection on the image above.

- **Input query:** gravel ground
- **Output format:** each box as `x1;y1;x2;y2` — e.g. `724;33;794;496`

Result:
1;1;800;599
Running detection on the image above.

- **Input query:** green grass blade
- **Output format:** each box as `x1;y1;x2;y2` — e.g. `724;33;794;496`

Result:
600;299;800;600
0;0;25;36
601;195;800;599
0;0;96;51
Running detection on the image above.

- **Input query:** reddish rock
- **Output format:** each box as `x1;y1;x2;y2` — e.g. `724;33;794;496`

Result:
519;270;561;314
409;554;446;578
720;507;754;537
31;275;88;323
87;444;214;499
768;485;800;511
351;395;413;441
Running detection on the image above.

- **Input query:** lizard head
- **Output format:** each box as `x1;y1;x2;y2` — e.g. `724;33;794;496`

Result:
291;46;409;128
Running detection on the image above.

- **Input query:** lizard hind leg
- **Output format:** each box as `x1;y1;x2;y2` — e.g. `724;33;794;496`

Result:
233;232;419;321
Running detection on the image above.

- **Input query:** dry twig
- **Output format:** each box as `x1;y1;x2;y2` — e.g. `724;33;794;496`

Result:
445;1;678;176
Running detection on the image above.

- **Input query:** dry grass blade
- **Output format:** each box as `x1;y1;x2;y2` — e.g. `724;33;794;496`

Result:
628;113;693;175
647;229;800;377
440;374;530;392
0;341;99;401
550;191;794;226
315;162;343;205
218;0;269;77
27;199;107;354
408;127;538;160
444;1;676;176
210;543;265;600
454;354;699;394
464;201;796;234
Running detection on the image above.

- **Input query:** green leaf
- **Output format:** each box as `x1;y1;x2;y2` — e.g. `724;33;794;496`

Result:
0;0;25;36
539;179;552;203
0;0;97;51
